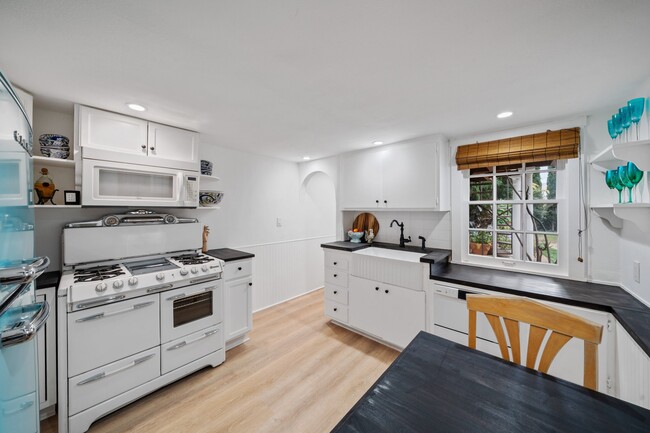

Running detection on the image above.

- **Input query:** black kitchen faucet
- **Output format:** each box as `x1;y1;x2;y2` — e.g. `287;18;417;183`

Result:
390;220;411;248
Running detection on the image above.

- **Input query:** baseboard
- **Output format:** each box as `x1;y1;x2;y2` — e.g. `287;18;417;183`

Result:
253;286;323;314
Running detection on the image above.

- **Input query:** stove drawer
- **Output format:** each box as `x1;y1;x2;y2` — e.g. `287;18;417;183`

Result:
67;294;160;377
161;324;223;374
68;347;160;416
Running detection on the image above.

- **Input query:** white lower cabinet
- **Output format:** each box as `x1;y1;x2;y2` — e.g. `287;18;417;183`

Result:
616;321;650;409
68;347;160;416
162;324;223;374
349;276;425;349
35;286;57;418
223;259;253;348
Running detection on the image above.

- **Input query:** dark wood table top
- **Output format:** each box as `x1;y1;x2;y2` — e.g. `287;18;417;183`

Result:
332;332;650;433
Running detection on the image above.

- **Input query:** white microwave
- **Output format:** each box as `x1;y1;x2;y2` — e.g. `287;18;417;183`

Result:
81;158;198;207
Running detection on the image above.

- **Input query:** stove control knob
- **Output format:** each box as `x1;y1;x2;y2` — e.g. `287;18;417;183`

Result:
191;267;199;274
156;273;165;281
201;264;209;272
95;282;107;293
113;280;124;289
128;277;138;286
180;268;189;276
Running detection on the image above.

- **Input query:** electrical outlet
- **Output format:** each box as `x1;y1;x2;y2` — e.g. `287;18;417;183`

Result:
276;217;282;227
633;261;640;283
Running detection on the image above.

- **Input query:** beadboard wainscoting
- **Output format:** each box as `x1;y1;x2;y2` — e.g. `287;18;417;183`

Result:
238;235;336;312
616;321;650;409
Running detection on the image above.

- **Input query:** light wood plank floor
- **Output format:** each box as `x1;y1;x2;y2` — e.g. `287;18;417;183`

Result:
42;289;398;433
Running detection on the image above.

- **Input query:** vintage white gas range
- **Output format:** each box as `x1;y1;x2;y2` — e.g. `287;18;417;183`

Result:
57;210;225;433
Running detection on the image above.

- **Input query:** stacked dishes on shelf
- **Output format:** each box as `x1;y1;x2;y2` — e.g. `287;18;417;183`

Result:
201;159;213;176
39;134;70;159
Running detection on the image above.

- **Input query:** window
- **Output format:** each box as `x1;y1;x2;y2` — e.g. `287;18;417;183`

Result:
465;161;565;271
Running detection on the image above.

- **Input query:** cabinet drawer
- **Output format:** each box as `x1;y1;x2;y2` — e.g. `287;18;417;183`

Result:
325;299;348;323
325;269;348;287
223;259;252;280
325;284;348;305
0;392;37;433
324;251;349;270
68;347;160;416
68;294;160;377
161;324;223;375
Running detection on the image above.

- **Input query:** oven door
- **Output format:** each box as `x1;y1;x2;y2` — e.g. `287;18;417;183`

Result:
160;279;223;343
81;158;198;207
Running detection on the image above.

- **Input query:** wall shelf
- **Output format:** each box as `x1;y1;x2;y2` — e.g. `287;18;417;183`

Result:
196;206;220;210
200;174;221;182
589;139;650;172
591;206;624;229
32;155;75;168
30;205;82;209
613;203;650;232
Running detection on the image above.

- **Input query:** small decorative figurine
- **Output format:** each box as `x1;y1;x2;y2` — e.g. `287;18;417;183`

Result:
202;225;210;253
365;228;375;244
34;168;59;205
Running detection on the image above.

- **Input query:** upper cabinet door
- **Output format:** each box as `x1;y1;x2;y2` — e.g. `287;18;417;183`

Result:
147;122;199;171
339;147;383;209
381;141;437;209
79;106;148;156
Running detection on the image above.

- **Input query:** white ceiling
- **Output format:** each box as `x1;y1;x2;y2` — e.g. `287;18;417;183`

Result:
1;0;649;161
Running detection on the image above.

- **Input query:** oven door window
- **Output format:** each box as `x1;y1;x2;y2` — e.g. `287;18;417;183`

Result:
173;291;213;327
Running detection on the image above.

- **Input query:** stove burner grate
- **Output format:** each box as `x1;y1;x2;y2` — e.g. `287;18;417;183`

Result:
171;254;215;266
74;264;125;283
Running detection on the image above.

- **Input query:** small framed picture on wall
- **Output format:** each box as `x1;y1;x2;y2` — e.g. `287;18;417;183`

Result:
64;190;80;205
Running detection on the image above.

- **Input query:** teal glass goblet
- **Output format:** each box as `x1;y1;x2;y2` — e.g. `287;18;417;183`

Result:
605;169;623;204
607;119;618;141
617;165;635;203
628;97;645;140
626;161;644;202
613;113;623;142
619;106;632;142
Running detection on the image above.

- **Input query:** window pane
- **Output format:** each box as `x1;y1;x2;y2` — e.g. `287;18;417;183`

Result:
469;231;493;256
496;203;522;230
525;233;558;264
526;171;556;200
469;204;493;229
525;204;557;232
496;175;522;200
469;176;492;201
496;232;524;260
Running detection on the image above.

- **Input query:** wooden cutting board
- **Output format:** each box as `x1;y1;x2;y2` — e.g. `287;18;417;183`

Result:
352;212;380;238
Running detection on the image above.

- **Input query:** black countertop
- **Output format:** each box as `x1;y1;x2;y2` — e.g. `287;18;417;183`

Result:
36;271;61;290
332;332;650;433
206;248;255;262
430;263;650;357
321;241;451;264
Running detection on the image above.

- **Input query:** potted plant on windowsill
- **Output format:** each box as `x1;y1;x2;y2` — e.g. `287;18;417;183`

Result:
469;231;492;256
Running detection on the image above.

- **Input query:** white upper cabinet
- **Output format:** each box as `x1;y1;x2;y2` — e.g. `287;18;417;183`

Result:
77;105;199;171
340;135;450;211
147;122;199;170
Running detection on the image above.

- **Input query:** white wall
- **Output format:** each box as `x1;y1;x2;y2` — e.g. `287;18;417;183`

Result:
33;106;337;311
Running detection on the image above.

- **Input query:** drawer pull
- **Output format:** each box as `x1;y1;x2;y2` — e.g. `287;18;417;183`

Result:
333;290;338;294
2;401;34;416
333;274;337;277
333;261;337;265
75;301;155;322
167;329;219;351
77;353;155;385
76;295;127;311
238;267;242;271
385;289;389;294
249;282;253;286
333;307;338;312
375;287;379;291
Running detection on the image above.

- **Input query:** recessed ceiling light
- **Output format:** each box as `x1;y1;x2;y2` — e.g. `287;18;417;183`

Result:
127;103;147;112
303;156;311;160
497;111;513;119
372;141;384;145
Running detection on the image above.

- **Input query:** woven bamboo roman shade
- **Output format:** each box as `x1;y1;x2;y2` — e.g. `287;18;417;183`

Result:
455;127;580;170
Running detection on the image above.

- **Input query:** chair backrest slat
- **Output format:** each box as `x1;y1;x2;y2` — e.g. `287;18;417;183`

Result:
467;295;603;390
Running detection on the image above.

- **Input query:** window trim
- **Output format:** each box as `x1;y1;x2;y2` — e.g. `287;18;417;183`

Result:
460;161;569;276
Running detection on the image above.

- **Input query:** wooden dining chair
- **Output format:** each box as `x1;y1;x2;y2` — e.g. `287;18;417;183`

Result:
466;295;604;390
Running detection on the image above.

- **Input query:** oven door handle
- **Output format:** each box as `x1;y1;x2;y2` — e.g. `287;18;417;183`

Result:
166;329;219;351
75;301;155;322
165;293;187;301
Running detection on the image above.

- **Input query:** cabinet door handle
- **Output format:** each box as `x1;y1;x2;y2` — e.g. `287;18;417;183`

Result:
385;289;389;294
141;145;146;149
333;307;338;312
375;287;379;291
383;200;387;204
238;267;242;271
375;200;379;204
333;262;337;265
248;282;252;286
333;274;337;277
150;146;155;151
333;290;338;294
